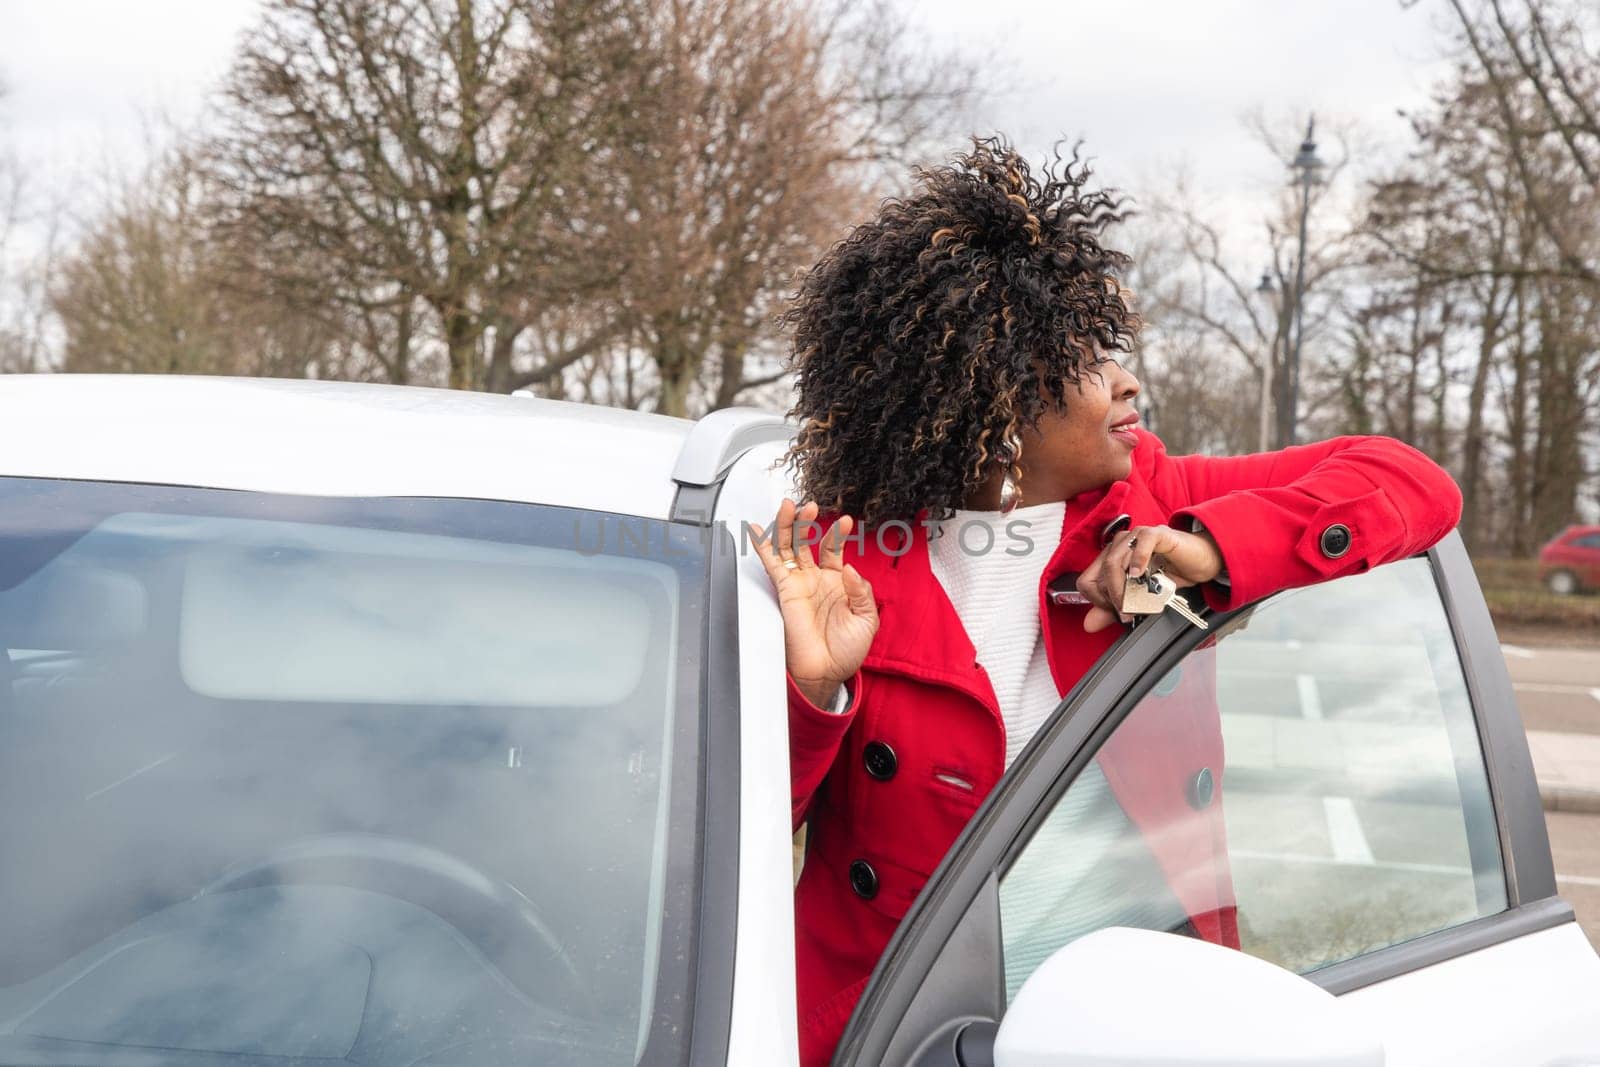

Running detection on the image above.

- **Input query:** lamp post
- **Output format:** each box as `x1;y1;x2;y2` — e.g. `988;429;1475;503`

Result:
1285;116;1325;447
1255;270;1276;453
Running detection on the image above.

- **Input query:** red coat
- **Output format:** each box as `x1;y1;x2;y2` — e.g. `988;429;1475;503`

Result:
787;429;1463;1066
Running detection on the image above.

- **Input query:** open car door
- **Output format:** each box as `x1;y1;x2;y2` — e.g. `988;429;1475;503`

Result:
834;532;1600;1067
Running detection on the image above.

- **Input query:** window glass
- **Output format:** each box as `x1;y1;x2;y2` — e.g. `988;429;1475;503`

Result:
999;558;1505;1000
1573;533;1600;549
0;477;707;1065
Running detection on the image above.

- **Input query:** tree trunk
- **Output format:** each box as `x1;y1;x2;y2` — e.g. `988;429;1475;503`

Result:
484;321;525;394
652;313;696;418
657;355;694;417
1530;283;1585;546
393;301;413;386
1507;282;1532;554
443;302;476;390
1459;295;1502;552
713;332;753;411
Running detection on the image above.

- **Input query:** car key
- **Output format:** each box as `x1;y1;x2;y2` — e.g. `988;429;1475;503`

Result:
1120;569;1210;630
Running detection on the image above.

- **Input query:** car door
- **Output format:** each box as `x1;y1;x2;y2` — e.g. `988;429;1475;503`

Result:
1578;533;1600;587
834;532;1600;1066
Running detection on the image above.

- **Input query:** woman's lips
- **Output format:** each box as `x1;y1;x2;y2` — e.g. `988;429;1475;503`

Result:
1109;419;1139;447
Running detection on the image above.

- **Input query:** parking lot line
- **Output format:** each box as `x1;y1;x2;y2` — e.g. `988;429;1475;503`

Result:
1323;796;1375;864
1296;673;1323;721
1514;681;1600;698
1558;873;1600;889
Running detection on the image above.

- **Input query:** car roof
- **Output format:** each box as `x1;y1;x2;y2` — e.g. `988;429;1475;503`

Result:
0;375;701;519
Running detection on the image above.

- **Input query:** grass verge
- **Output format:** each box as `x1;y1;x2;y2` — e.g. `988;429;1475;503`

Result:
1472;556;1600;631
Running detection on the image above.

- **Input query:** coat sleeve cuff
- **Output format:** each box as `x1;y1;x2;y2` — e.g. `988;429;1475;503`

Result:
1172;499;1258;611
788;671;861;767
1173;485;1409;612
1187;516;1230;590
788;670;864;831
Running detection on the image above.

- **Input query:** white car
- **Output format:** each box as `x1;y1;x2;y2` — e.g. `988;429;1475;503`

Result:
0;375;1596;1067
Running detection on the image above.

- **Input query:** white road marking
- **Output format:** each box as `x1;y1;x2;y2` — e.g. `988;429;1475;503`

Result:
1501;644;1537;659
1557;873;1600;889
1323;796;1375;865
1232;850;1470;877
1513;681;1600;699
1296;674;1323;721
84;752;178;802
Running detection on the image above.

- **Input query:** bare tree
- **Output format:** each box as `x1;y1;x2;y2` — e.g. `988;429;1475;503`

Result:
606;0;862;416
496;0;981;415
200;0;977;412
1427;0;1600;281
1118;220;1261;456
0;77;58;374
206;0;635;391
1358;7;1600;551
52;146;340;378
1140;117;1363;452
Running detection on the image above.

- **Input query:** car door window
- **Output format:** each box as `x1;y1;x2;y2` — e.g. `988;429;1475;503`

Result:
998;557;1507;1001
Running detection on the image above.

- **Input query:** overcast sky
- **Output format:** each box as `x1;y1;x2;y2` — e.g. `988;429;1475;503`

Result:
2;0;1456;246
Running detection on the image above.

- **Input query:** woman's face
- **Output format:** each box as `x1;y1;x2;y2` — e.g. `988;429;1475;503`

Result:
1020;356;1144;498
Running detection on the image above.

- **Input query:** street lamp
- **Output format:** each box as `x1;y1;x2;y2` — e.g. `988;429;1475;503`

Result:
1255;270;1276;453
1285;116;1325;446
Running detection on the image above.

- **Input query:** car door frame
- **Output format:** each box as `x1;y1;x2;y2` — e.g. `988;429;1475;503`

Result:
834;531;1573;1066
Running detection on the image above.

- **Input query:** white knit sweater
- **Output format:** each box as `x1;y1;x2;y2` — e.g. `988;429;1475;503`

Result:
927;500;1065;768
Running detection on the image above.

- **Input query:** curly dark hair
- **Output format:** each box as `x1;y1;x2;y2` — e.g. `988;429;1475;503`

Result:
780;135;1139;527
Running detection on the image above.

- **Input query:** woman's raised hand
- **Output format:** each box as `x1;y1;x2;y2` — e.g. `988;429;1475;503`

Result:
751;498;879;711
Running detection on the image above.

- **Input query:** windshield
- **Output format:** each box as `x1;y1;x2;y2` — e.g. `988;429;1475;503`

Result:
0;477;708;1066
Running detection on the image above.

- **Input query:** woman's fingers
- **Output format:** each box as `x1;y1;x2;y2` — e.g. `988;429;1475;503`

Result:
1083;604;1119;633
793;500;821;569
1126;525;1172;579
820;514;852;572
773;497;797;564
1075;557;1123;620
841;562;878;623
1100;550;1133;625
749;520;792;585
1079;527;1173;631
774;497;827;570
1123;528;1151;579
757;498;835;583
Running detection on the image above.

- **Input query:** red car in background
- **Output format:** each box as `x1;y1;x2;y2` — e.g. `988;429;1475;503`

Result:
1540;524;1600;594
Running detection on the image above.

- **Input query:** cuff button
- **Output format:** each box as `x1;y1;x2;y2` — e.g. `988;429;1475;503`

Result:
1319;523;1352;559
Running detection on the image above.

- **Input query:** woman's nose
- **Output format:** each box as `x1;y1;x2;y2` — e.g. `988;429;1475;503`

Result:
1116;361;1141;399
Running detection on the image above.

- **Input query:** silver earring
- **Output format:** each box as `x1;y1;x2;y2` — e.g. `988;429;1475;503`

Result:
998;434;1022;515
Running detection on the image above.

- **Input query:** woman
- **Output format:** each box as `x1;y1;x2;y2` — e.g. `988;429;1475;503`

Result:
753;138;1462;1066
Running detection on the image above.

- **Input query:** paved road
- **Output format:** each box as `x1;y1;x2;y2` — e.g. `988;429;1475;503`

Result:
1504;643;1600;949
1502;643;1600;735
1548;810;1600;949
